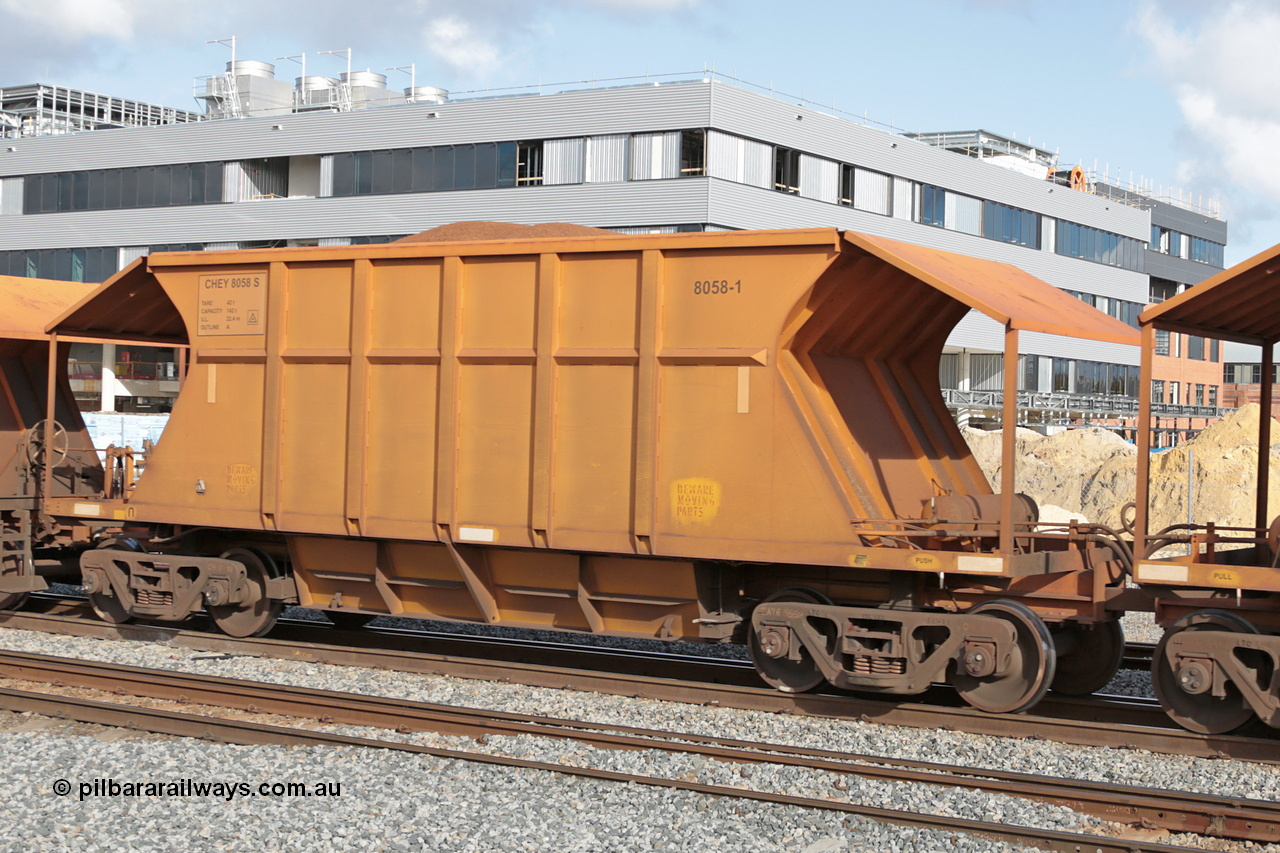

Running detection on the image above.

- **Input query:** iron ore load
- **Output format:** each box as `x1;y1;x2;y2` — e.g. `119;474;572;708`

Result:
28;226;1140;718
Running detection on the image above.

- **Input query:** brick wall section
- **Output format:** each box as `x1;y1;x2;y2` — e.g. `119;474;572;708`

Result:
1222;385;1280;420
1151;333;1223;407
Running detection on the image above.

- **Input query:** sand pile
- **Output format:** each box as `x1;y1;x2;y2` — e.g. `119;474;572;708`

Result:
962;405;1280;532
963;425;1135;527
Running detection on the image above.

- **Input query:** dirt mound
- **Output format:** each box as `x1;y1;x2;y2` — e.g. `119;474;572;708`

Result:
963;426;1135;525
395;221;612;243
1134;405;1280;533
1179;403;1266;452
1037;504;1089;526
963;405;1280;532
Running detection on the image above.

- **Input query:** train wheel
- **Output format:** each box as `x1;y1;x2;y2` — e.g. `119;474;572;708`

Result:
88;590;131;624
0;553;30;611
1050;619;1125;696
749;586;834;694
86;537;142;624
1152;609;1257;734
0;559;30;612
952;600;1056;714
325;611;376;630
208;547;282;638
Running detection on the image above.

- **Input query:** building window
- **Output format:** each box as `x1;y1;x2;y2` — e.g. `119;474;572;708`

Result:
773;146;800;194
1055;220;1145;272
1209;386;1218;407
1021;354;1039;391
1210;339;1220;362
1114;364;1139;396
680;130;706;177
1151;226;1187;256
983;201;1040;248
0;246;120;282
22;162;224;214
1225;363;1263;384
919;184;945;228
1154;329;1170;356
1187;336;1205;360
1170;381;1180;404
1076;361;1105;394
838;164;854;206
1152;380;1165;403
516;141;543;186
1189;236;1225;267
848;167;892;215
1052;358;1071;392
1150;278;1180;303
939;353;960;390
332;142;519;196
1229;364;1280;384
1195;384;1205;405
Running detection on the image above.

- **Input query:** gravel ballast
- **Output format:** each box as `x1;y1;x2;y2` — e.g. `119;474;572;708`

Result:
11;729;1007;853
0;620;1272;852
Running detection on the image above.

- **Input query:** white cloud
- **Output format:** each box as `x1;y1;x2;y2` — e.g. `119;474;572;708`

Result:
1174;85;1280;200
422;15;502;75
574;0;700;9
0;0;138;39
1134;1;1280;207
0;0;711;97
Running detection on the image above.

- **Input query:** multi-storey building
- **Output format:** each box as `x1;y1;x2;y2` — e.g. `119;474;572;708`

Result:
0;63;1228;438
1090;183;1230;445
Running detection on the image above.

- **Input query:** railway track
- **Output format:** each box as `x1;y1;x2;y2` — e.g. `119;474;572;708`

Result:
2;596;1277;765
0;649;1267;853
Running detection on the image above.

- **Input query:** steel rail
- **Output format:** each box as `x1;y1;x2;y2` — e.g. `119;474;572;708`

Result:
0;649;1275;844
2;604;1277;765
0;679;1219;853
1124;641;1155;669
19;592;1159;671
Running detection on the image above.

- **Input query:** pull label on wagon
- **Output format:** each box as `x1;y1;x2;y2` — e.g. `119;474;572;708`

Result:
198;271;268;336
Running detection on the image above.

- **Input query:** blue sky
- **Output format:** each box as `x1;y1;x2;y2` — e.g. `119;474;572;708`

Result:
2;0;1275;264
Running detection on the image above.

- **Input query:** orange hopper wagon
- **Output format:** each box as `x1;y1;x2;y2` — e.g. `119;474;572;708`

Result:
45;226;1138;714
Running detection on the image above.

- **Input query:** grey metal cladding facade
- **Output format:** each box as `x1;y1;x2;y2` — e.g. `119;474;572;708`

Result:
705;83;1151;240
1145;251;1222;286
946;313;1135;364
0;180;711;249
706;179;1147;299
705;179;1142;364
0;82;716;176
1150;201;1228;243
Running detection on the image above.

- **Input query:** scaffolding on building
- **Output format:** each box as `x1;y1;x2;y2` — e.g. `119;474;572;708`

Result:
0;84;202;139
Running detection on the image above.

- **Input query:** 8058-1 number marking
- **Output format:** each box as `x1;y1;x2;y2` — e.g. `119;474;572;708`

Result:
693;280;742;295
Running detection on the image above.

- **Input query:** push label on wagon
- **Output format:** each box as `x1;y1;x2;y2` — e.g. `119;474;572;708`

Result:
198;271;267;336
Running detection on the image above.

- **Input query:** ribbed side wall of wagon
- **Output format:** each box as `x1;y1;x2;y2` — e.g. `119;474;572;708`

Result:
49;229;1135;647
